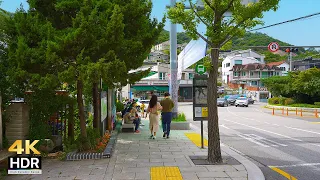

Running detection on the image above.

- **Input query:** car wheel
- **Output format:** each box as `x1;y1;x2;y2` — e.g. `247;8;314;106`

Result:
235;105;238;107
246;105;249;107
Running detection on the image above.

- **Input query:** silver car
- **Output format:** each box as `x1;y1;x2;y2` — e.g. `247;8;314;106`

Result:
217;98;228;107
235;97;249;107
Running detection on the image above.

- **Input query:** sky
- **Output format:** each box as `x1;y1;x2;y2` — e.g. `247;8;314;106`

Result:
1;0;320;47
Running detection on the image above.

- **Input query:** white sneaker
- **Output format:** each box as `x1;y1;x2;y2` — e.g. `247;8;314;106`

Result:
140;123;145;126
152;136;156;139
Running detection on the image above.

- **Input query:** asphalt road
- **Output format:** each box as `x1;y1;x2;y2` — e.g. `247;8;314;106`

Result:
178;102;320;180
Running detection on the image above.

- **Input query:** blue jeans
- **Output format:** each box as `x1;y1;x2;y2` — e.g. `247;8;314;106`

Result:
162;112;172;136
133;118;141;131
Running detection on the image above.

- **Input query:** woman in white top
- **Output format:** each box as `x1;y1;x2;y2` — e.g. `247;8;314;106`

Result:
147;95;162;139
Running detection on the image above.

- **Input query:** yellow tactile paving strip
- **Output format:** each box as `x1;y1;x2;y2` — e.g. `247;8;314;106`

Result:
185;133;208;147
150;167;183;180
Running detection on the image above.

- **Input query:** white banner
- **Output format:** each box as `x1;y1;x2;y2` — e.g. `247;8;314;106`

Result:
178;38;207;80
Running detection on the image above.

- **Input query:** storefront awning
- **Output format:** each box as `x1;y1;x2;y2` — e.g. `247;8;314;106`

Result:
131;86;169;92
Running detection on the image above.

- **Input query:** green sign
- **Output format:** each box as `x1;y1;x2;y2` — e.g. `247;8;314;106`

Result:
195;64;206;75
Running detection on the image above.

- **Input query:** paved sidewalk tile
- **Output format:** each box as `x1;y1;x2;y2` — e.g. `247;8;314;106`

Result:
4;119;249;180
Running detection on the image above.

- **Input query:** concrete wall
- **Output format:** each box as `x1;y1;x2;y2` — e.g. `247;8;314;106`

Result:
5;103;30;145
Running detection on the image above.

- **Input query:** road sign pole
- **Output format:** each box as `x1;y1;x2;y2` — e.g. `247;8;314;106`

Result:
289;52;292;71
201;120;204;149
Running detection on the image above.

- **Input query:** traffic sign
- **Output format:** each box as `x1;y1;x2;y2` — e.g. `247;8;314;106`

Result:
268;42;280;52
195;64;206;75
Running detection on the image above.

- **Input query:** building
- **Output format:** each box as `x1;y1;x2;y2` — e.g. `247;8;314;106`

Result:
154;41;170;51
144;51;169;63
122;63;194;102
228;63;282;102
222;53;264;84
292;58;320;71
267;61;289;76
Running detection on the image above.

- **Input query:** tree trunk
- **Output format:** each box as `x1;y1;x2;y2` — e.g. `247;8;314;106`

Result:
68;100;75;142
207;48;222;163
92;82;100;130
76;80;89;149
0;93;3;149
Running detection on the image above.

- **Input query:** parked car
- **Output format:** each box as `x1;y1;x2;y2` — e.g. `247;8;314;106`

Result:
248;97;255;104
227;95;237;105
136;100;150;111
235;97;249;107
217;98;228;107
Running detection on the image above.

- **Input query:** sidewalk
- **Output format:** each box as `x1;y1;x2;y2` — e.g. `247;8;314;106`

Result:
5;119;259;180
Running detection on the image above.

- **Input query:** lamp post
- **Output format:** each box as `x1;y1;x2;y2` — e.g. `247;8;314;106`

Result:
169;0;204;118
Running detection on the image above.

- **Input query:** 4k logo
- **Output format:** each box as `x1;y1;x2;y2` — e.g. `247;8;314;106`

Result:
8;140;40;155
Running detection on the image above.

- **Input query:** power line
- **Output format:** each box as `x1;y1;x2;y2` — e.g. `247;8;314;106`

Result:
249;12;320;31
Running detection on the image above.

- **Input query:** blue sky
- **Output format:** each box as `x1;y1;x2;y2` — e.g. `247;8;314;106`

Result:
1;0;320;46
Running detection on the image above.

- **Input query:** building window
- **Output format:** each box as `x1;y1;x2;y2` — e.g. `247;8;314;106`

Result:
189;73;194;79
250;72;253;76
159;72;166;80
234;72;240;77
242;72;246;76
276;72;280;76
251;81;258;86
226;63;230;67
280;67;286;71
234;60;242;65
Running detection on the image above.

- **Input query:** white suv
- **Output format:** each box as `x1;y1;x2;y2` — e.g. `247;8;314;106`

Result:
235;97;249;107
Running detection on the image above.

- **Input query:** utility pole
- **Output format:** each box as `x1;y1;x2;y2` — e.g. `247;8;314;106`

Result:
170;0;178;117
289;51;292;71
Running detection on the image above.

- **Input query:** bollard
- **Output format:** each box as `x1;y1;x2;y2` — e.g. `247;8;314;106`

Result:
282;108;284;115
287;108;289;116
300;109;303;117
296;108;298;115
316;109;318;118
272;108;275;115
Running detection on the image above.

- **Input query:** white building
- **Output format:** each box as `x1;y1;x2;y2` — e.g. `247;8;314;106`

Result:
267;61;289;76
222;50;265;84
154;41;170;51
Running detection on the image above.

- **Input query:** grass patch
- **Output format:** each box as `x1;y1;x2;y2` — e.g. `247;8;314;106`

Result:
172;113;187;122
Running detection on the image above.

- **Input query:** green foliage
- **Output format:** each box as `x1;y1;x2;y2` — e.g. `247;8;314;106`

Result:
263;68;320;104
116;101;124;112
156;29;191;44
268;97;280;105
172;113;186;122
314;102;320;106
263;51;287;63
285;98;294;105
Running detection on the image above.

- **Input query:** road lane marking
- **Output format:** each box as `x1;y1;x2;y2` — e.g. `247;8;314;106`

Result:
223;119;303;142
219;124;230;129
271;163;320;168
238;134;287;147
310;122;320;124
284;126;320;135
238;134;270;147
269;166;297;180
273;124;280;126
150;167;183;180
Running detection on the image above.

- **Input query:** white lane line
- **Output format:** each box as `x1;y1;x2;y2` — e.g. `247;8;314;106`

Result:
254;108;264;113
273;124;280;126
284;126;320;136
264;122;271;125
270;163;320;168
238;134;270;147
223;119;303;142
248;134;287;147
219;124;230;129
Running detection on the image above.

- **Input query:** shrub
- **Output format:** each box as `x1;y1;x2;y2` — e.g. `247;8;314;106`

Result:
314;102;320;106
116;101;124;112
172;113;186;122
284;98;294;105
268;97;280;105
279;97;287;105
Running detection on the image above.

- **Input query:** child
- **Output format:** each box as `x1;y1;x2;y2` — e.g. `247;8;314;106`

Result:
141;102;146;118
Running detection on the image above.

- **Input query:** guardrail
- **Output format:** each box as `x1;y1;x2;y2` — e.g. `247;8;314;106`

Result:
268;106;319;118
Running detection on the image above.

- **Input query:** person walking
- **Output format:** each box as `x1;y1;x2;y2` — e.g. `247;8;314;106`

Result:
160;92;174;139
147;95;162;139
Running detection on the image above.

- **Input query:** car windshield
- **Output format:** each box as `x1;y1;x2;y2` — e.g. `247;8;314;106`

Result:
217;98;224;101
237;97;247;100
228;96;236;99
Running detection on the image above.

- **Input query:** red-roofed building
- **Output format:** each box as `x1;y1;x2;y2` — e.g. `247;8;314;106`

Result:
267;61;289;76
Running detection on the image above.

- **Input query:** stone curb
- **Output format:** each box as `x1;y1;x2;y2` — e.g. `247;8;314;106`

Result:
222;145;265;180
189;123;265;180
65;130;119;161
